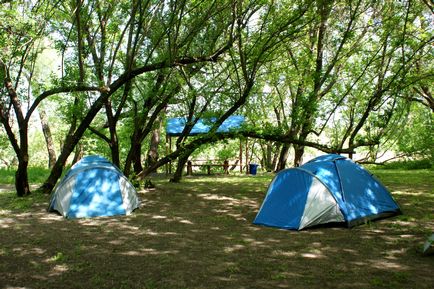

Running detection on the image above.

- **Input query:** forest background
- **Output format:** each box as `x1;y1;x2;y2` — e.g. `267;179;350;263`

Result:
1;0;433;197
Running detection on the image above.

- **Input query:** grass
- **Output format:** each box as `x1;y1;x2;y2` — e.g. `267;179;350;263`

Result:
0;167;51;185
383;159;433;170
0;170;433;289
0;188;47;212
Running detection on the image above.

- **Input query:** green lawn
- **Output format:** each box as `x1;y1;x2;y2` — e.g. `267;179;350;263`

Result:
0;167;51;185
0;169;433;289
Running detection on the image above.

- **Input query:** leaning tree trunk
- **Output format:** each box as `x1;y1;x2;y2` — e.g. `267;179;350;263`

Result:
72;142;84;165
170;150;192;183
38;107;57;168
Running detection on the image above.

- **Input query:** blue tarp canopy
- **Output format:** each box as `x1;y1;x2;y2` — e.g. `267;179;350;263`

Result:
166;115;245;136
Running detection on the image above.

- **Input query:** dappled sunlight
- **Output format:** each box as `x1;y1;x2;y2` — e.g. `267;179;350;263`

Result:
0;217;15;228
383;249;407;260
223;244;245;253
49;264;69;277
392;190;431;197
108;239;125;245
198;193;259;209
342;248;358;254
1;173;433;289
370;260;409;270
0;209;12;216
173;217;194;225
143;229;178;236
198;193;239;202
301;251;324;259
0;184;14;193
151;214;167;219
28;248;46;255
119;248;179;256
39;210;64;220
272;250;297;257
387;234;415;240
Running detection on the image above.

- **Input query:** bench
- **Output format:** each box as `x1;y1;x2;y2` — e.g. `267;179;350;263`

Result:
187;160;235;175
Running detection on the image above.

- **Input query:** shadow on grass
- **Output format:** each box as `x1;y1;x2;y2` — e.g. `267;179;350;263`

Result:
0;172;433;289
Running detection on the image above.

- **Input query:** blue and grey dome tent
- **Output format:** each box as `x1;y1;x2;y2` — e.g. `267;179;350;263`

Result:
48;155;140;219
253;154;401;230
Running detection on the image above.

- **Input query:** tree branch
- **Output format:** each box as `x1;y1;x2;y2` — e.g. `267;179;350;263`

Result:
137;127;377;179
25;85;101;122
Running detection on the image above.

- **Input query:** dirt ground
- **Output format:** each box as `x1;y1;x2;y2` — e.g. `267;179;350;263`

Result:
0;173;433;289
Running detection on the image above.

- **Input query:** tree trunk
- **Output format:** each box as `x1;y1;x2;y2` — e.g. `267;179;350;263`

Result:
123;99;143;177
106;127;120;167
38;107;57;168
111;138;120;167
15;155;30;197
271;143;281;172
171;150;191;183
124;123;147;177
3;78;31;196
146;125;161;172
124;138;136;177
276;143;291;171
133;142;143;175
265;142;272;171
105;101;121;167
260;141;274;172
72;142;84;165
293;144;304;167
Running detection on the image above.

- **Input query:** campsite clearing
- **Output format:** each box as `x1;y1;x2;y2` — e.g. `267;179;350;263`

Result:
0;170;433;289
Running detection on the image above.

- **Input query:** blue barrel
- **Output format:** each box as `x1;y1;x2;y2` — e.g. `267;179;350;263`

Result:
249;164;259;175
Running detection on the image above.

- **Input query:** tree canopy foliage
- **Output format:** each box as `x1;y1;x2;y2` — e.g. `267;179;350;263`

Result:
1;0;432;196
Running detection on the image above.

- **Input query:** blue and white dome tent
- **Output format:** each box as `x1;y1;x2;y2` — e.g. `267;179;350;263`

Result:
48;155;140;218
253;154;401;230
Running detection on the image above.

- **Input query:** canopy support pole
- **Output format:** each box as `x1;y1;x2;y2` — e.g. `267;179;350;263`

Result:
239;139;243;173
245;137;249;174
165;135;172;175
169;136;172;174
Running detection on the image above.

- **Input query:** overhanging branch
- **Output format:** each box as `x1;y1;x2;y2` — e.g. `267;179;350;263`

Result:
137;128;378;179
26;85;101;122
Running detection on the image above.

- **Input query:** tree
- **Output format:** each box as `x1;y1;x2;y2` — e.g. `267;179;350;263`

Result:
328;0;433;160
396;103;433;161
139;0;313;181
39;0;242;194
0;1;100;196
38;106;56;168
245;0;433;168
